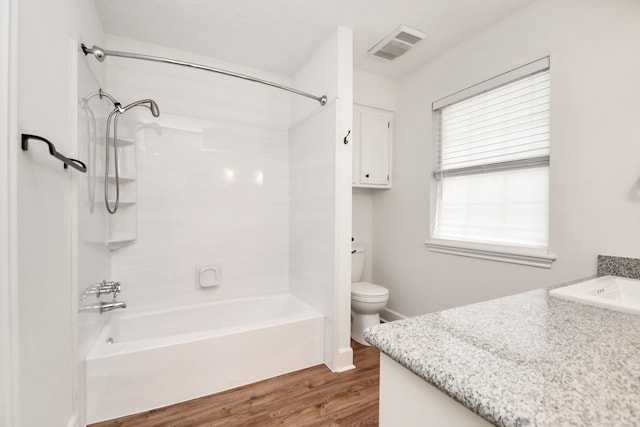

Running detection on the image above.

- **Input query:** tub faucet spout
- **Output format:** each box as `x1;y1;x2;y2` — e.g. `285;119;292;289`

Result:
78;300;127;313
101;301;127;313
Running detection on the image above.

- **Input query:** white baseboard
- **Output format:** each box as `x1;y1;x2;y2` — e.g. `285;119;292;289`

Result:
334;345;355;372
380;307;406;323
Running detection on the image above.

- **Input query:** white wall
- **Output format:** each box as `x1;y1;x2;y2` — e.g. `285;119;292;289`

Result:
290;27;354;371
352;188;374;281
354;68;397;112
16;0;105;426
103;37;292;309
352;69;397;282
373;0;640;317
0;1;18;426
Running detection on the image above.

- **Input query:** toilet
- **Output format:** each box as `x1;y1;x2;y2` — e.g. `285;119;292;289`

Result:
351;247;389;346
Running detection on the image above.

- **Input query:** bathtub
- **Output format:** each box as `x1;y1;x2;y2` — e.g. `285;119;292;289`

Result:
85;293;324;424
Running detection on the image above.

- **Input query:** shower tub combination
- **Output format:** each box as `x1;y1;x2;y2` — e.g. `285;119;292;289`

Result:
81;41;334;424
85;293;324;424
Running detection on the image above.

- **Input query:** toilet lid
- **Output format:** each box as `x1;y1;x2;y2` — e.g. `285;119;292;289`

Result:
352;281;389;297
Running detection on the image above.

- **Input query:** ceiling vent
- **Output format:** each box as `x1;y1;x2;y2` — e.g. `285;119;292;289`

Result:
368;25;426;61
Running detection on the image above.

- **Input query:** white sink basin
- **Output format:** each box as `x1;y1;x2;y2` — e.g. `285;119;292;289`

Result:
549;275;640;315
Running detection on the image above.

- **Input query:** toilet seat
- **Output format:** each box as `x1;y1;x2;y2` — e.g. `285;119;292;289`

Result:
351;282;389;302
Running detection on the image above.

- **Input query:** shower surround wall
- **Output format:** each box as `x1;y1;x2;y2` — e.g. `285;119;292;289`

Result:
102;30;353;372
106;36;292;308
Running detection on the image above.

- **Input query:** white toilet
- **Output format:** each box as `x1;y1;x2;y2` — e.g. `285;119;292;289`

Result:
351;247;389;345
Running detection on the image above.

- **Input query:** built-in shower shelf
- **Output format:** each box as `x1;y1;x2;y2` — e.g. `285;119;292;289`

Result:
107;136;135;147
98;136;136;147
107;175;136;183
80;87;139;252
106;200;135;207
105;132;137;250
106;238;136;251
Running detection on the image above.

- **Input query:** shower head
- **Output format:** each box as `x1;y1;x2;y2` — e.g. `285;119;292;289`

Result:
120;99;160;117
148;100;160;117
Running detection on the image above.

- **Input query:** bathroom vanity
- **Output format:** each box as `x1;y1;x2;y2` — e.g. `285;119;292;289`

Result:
365;257;640;426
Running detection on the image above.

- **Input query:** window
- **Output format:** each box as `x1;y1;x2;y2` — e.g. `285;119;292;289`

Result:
428;58;555;267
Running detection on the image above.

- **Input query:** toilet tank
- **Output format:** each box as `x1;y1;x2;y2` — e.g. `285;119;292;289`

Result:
351;247;365;283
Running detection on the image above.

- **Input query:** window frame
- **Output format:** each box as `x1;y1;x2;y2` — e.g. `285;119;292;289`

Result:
426;57;556;268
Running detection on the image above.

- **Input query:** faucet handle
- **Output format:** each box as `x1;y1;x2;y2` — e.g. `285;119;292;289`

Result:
113;281;121;298
80;280;122;301
98;280;121;297
80;281;104;301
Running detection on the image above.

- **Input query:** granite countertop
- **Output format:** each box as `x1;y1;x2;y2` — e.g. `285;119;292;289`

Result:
364;287;640;426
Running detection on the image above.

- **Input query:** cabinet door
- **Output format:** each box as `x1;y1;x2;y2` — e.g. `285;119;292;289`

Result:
359;109;391;185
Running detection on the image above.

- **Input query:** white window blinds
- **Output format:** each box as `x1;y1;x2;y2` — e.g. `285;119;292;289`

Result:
432;59;550;249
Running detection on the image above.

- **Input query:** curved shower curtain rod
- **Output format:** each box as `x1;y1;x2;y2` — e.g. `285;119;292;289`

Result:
81;44;328;106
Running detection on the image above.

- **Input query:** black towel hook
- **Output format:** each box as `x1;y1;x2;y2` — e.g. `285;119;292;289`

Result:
21;134;87;173
343;130;351;145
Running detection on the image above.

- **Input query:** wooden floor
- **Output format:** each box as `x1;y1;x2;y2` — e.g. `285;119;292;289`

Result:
90;340;380;427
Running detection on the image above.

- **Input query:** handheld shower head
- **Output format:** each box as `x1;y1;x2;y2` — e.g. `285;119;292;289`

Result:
103;97;160;215
121;99;160;117
148;100;160;117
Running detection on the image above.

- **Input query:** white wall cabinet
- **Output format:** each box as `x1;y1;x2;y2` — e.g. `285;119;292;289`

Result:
352;104;393;188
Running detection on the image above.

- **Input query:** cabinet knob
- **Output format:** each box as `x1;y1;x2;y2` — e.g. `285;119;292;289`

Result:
365;173;370;178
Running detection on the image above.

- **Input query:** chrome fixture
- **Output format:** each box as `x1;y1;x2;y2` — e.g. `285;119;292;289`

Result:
79;280;127;314
81;88;160;215
78;300;127;313
80;280;122;300
124;99;160;117
99;281;121;297
97;88;120;107
81;43;328;106
99;301;127;312
80;89;127;213
104;95;160;214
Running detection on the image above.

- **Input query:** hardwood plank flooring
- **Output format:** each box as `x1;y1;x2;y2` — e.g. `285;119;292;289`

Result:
90;340;380;427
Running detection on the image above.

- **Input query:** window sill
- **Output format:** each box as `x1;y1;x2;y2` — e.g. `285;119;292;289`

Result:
425;240;557;269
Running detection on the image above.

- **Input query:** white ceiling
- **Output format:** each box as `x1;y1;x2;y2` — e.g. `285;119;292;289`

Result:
94;0;538;79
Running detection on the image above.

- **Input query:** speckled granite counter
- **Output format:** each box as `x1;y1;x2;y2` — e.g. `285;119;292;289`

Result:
364;287;640;426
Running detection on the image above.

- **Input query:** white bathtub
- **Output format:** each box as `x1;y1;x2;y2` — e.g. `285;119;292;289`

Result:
85;293;324;424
